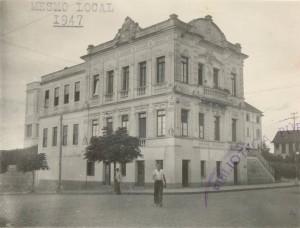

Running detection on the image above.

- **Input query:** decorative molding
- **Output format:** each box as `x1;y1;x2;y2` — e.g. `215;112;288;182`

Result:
114;17;141;44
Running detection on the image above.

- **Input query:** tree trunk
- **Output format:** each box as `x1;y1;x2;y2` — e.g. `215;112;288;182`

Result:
31;170;36;193
113;161;116;192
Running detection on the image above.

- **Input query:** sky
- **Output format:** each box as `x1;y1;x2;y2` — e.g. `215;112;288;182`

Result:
1;0;300;150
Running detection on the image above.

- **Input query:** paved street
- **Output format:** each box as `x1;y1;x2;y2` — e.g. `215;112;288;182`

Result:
0;187;299;227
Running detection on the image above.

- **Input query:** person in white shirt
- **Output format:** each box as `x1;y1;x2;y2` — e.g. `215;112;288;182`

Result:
153;163;166;207
115;168;122;195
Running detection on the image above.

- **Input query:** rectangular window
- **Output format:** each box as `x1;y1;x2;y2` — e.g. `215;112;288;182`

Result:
93;75;99;96
214;116;220;141
139;62;146;87
156;160;163;169
62;125;68;146
139;113;147;138
232;119;237;142
216;161;221;178
157;110;166;137
121;163;126;176
282;143;286;153
26;124;32;137
181;110;188;136
246;113;250;122
156;56;165;83
275;144;279;149
73;124;79;145
87;161;95;176
122;66;129;91
106;117;113;132
199;113;204;139
231;73;237;96
181;56;188;83
256;129;260;139
107;71;114;94
256;115;260;123
64;85;69;104
247;127;250;137
213;68;219;88
52;127;58;146
36;124;39;137
54;87;59;106
201;160;206;178
92;120;98;137
74;82;80;102
43;128;48;147
44;90;49;108
198;63;203;86
121;115;129;129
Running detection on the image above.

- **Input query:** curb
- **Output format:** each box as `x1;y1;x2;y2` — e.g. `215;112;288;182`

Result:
0;184;297;196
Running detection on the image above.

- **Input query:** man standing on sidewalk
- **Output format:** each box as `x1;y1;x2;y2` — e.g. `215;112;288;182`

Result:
115;168;122;195
153;163;166;207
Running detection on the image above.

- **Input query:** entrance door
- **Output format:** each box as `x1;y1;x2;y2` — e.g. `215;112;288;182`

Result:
104;162;111;185
234;163;238;185
182;160;189;187
136;161;145;186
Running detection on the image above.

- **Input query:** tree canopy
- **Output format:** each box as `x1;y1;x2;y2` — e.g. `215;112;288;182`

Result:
84;127;143;164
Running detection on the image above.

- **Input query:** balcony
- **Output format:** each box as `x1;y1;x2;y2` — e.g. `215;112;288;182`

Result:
137;86;146;96
105;93;113;101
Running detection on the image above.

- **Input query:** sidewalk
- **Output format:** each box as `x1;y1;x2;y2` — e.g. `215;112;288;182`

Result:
0;181;298;195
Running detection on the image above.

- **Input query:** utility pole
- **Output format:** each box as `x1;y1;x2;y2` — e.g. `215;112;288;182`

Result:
57;113;63;193
291;112;298;131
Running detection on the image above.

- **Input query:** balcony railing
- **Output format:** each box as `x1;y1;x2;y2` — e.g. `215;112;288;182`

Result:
137;86;146;96
204;87;228;97
139;138;146;147
120;90;129;98
105;93;113;101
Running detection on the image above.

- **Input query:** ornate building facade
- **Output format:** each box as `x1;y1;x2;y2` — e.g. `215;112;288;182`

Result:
24;14;274;189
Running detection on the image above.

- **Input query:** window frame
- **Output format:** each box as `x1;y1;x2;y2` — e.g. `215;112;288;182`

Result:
62;125;68;146
181;109;188;137
52;126;58;146
156;56;165;83
214;116;220;141
121;115;129;129
213;68;219;88
44;90;50;108
64;85;69;104
122;66;129;91
157;110;166;137
139;61;146;88
87;161;95;176
54;87;59;106
26;124;32;138
107;71;114;94
199;113;204;139
231;73;237;96
181;56;189;83
74;82;80;102
43;128;48;147
92;119;98;137
93;75;99;96
198;63;204;86
73;124;79;145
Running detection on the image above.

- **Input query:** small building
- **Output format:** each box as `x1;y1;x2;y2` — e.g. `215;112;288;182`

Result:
272;130;300;156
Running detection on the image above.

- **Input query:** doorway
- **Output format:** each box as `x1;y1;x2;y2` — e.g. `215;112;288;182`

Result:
104;162;111;185
136;161;145;186
234;163;238;185
182;160;189;187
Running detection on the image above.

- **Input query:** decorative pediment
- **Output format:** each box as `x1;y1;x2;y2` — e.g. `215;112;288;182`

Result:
114;17;141;44
189;15;226;47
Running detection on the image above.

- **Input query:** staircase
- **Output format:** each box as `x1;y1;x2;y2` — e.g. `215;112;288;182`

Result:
247;149;275;184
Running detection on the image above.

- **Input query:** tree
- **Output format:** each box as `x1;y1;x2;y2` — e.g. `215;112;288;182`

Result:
84;127;143;191
17;153;49;193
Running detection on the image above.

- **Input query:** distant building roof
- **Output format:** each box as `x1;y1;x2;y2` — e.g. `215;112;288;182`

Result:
244;102;263;114
271;130;300;143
